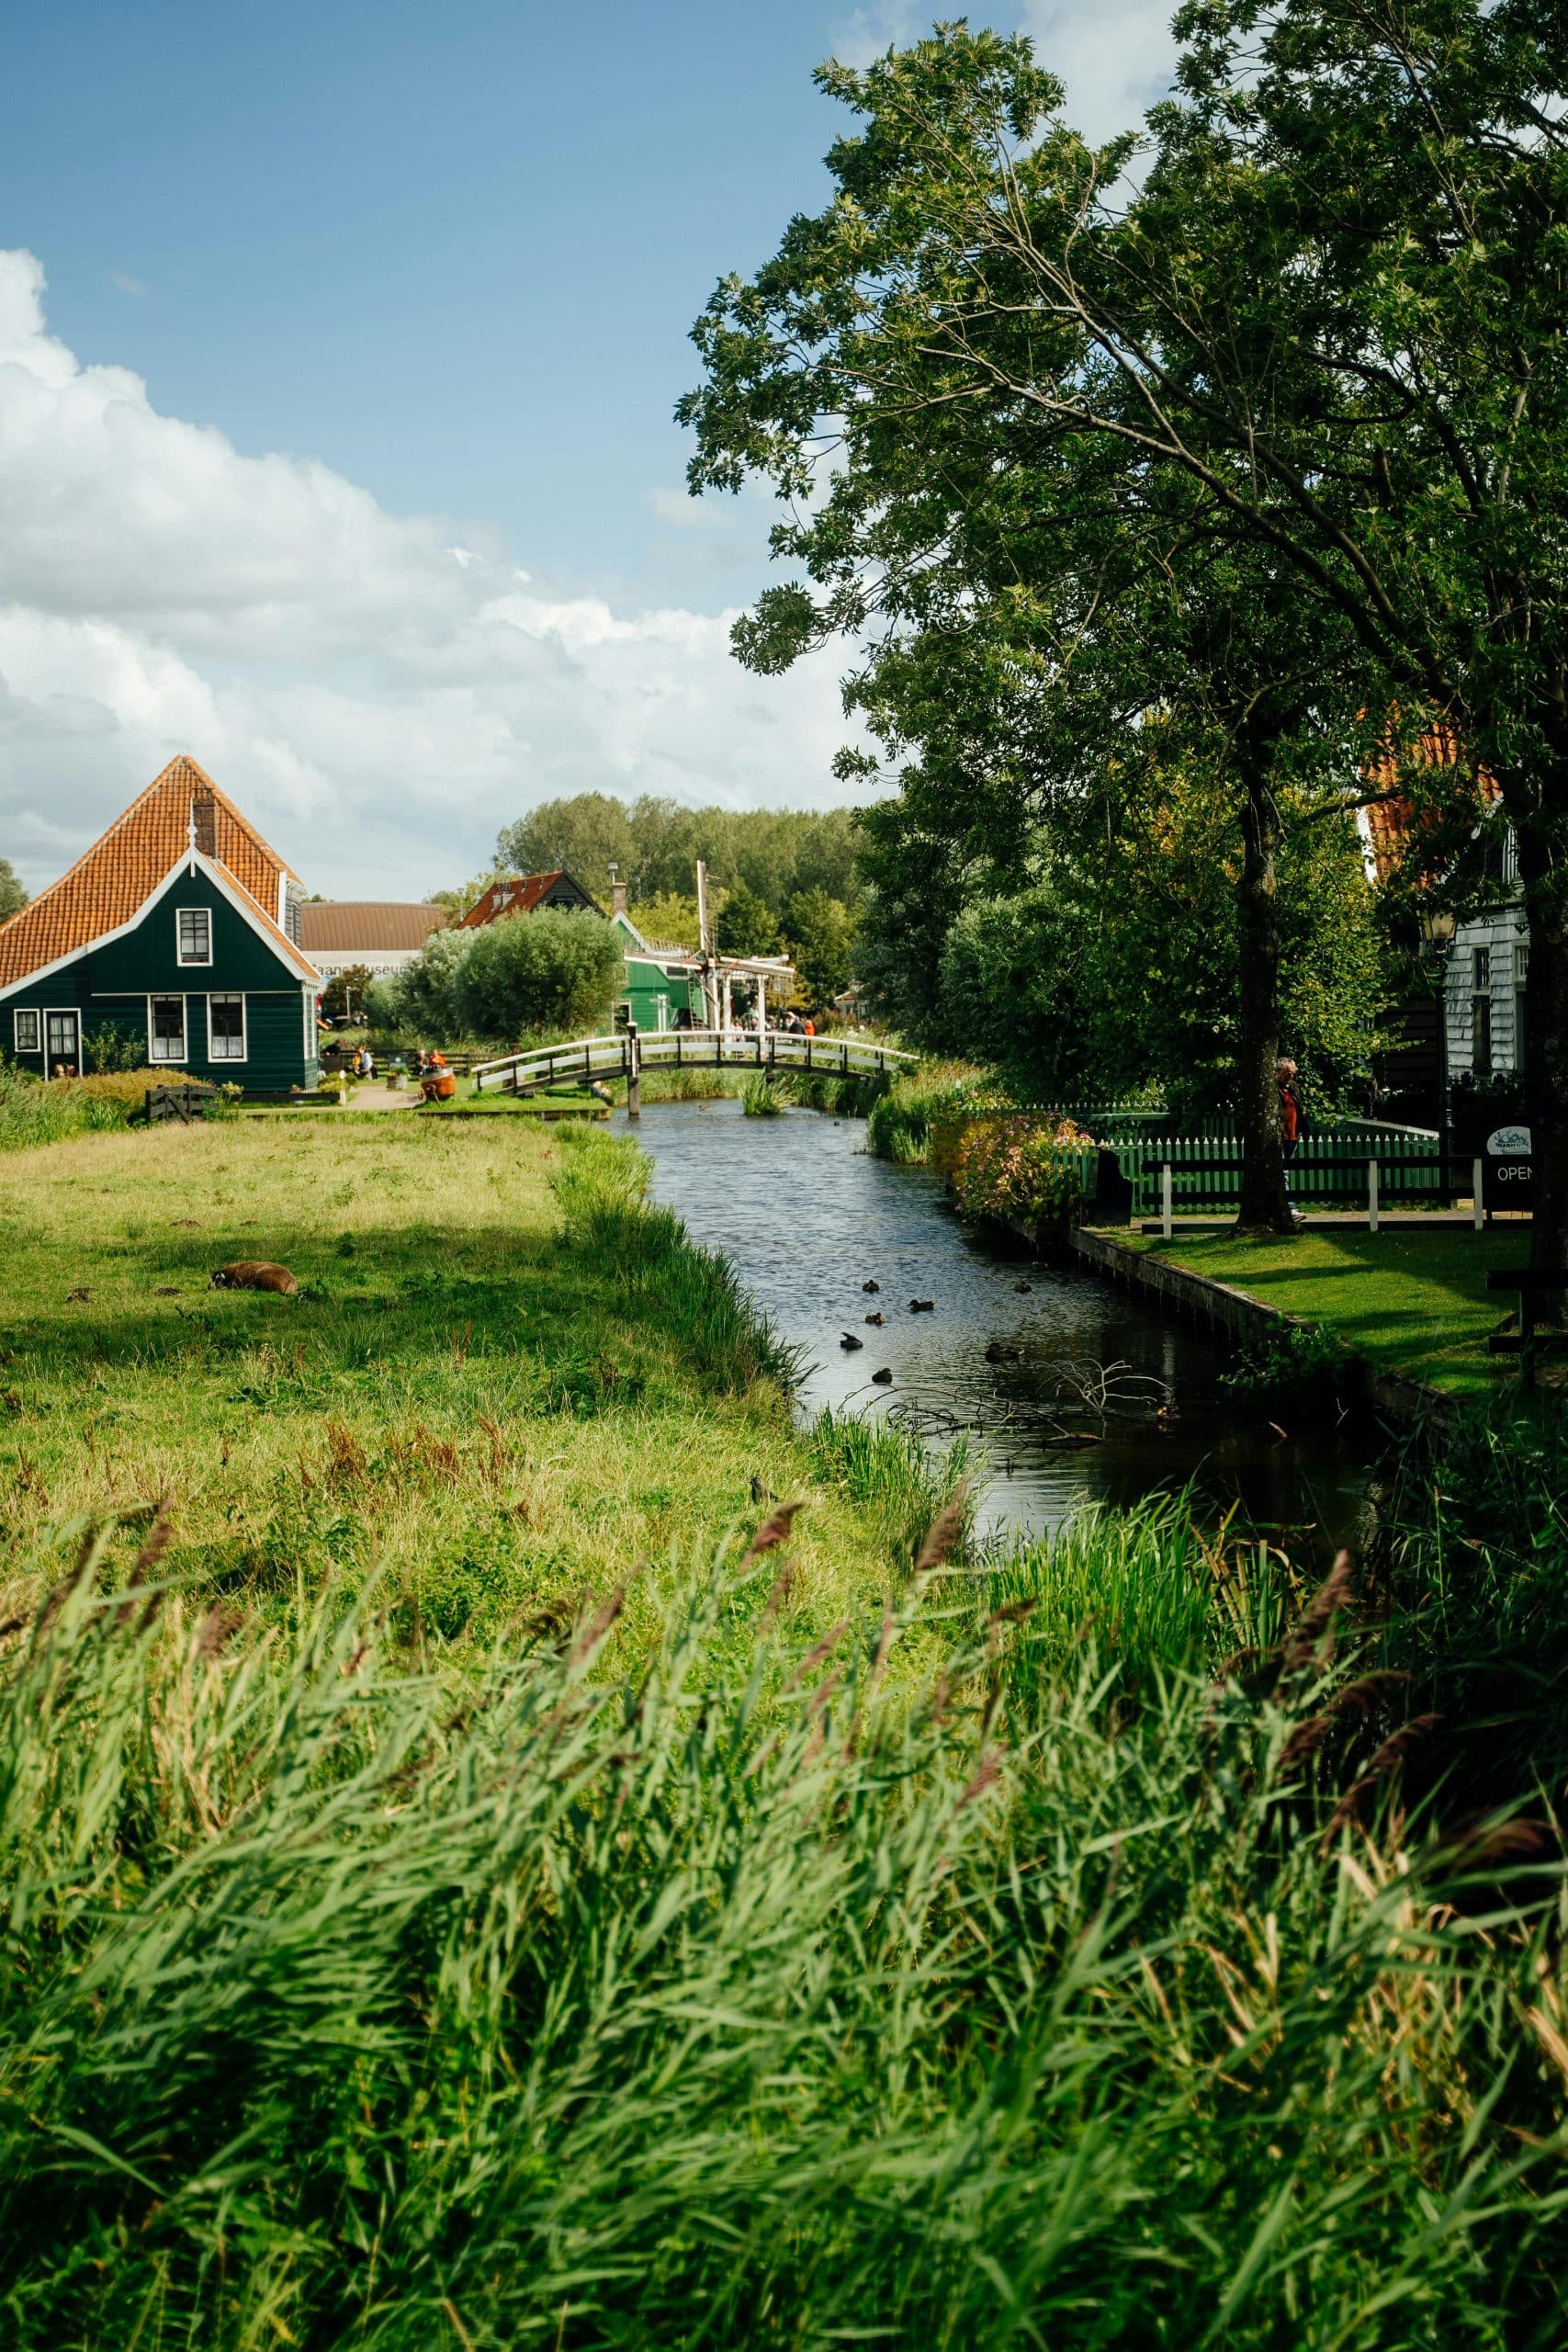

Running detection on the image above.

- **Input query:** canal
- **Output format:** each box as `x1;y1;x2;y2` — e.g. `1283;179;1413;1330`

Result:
622;1097;1369;1551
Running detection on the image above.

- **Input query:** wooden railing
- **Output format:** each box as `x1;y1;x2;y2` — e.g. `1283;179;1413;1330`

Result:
471;1029;918;1100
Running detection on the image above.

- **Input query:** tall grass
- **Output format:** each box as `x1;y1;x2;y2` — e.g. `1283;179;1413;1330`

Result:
864;1057;986;1162
1;1513;1564;2347
0;1064;161;1152
807;1404;975;1571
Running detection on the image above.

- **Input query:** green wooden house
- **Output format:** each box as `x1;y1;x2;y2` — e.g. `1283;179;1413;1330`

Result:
0;754;321;1093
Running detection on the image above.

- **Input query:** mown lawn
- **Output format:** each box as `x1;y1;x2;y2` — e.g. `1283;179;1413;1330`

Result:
0;1115;936;1648
1122;1224;1531;1395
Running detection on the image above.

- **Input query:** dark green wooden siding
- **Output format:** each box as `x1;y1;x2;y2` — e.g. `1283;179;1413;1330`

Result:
2;864;319;1091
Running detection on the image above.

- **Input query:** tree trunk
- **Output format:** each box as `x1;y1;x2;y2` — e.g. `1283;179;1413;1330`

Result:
1514;814;1568;1295
1233;741;1295;1237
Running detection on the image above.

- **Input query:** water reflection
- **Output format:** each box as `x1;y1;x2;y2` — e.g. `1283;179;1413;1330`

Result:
622;1099;1367;1550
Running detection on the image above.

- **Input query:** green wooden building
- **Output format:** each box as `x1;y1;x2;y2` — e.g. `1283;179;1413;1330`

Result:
0;754;321;1093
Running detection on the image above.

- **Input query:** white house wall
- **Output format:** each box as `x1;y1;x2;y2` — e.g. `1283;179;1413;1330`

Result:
1445;903;1529;1080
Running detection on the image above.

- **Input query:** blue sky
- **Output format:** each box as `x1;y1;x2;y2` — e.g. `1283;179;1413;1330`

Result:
0;1;1179;896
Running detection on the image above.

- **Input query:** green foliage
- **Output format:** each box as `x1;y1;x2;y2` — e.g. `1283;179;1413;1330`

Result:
864;1061;987;1163
715;876;778;957
0;855;27;922
784;883;856;1009
454;909;623;1043
2;1496;1565;2343
679;6;1568;1246
494;792;640;898
370;922;476;1039
626;889;701;948
82;1023;147;1075
741;1072;784;1117
1218;1321;1354;1399
495;793;863;922
320;961;376;1022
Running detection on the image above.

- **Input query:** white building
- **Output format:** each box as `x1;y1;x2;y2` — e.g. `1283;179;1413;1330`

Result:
1443;835;1529;1083
299;901;449;983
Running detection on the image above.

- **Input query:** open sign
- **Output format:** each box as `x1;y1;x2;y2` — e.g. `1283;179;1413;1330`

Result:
1482;1148;1534;1216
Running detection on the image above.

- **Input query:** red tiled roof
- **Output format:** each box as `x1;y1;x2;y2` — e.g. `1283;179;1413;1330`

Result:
458;871;603;927
1360;722;1495;883
0;753;314;988
299;901;449;954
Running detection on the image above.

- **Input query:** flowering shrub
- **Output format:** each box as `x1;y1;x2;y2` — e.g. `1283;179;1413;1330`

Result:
952;1114;1094;1227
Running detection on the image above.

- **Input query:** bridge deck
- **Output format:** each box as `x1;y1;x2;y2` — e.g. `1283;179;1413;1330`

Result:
472;1028;915;1098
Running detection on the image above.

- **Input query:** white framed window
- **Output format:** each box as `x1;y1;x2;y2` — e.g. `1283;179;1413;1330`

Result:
45;1010;81;1076
176;907;212;966
148;995;187;1064
207;993;246;1061
12;1007;40;1055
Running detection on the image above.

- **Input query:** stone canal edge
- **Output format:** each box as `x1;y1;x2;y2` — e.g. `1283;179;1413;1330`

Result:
1002;1217;1455;1435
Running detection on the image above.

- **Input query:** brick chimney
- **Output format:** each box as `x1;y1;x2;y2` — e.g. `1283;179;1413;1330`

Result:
610;864;628;920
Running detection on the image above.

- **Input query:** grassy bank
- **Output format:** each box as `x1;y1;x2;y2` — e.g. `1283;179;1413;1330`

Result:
1122;1226;1528;1396
6;1116;1568;2344
4;1489;1567;2346
0;1117;942;1648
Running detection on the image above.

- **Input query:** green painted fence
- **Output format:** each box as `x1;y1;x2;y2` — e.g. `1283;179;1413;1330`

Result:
996;1114;1447;1217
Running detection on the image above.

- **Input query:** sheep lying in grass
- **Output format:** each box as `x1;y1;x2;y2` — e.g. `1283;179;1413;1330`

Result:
210;1261;299;1295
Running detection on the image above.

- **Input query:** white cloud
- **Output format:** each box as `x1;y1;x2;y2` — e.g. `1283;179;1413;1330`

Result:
0;250;856;899
1018;1;1179;143
828;2;1179;142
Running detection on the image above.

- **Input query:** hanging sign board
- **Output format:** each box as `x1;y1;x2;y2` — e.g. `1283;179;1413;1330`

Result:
1482;1126;1533;1216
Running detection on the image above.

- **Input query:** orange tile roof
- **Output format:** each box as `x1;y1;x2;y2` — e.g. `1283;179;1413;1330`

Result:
0;754;315;989
458;871;604;928
1360;723;1495;884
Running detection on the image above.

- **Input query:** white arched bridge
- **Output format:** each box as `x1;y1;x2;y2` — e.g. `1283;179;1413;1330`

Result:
471;1027;917;1108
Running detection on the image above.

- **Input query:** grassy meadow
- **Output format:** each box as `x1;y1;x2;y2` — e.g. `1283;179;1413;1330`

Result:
2;1114;1567;2346
0;1115;948;1653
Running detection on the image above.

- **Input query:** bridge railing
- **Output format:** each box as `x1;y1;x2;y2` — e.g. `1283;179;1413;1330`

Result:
471;1027;918;1096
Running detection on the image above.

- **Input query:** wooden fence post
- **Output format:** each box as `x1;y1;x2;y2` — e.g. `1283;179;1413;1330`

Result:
1472;1158;1485;1230
626;1028;640;1120
1368;1159;1379;1233
1161;1162;1173;1239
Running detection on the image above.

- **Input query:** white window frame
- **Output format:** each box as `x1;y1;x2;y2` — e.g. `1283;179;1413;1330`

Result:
147;993;188;1065
207;991;247;1062
12;1007;40;1056
175;907;213;967
43;1008;81;1075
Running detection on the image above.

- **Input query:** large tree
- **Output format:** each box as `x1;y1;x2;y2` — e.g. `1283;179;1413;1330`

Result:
0;858;28;923
682;6;1568;1268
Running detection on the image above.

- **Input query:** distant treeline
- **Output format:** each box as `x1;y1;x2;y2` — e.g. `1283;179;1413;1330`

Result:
475;794;860;919
430;794;863;1011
